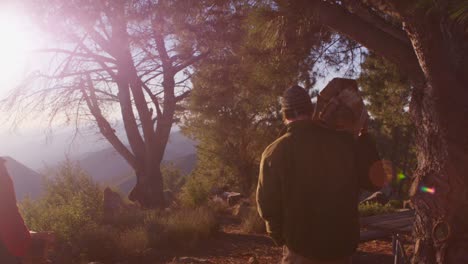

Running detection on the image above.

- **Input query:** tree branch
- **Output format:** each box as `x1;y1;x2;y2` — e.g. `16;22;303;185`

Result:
34;48;116;64
343;1;410;44
311;0;423;80
175;90;191;102
173;52;210;74
80;76;137;168
142;83;163;117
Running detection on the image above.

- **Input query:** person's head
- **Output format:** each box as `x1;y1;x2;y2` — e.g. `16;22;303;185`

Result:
281;85;314;124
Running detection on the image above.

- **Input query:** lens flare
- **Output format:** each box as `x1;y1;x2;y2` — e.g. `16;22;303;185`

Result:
420;186;435;194
397;173;406;183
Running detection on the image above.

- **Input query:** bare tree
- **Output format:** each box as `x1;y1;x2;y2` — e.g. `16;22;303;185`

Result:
4;0;214;208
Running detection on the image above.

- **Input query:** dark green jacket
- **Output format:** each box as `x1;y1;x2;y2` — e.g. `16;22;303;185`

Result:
256;120;380;260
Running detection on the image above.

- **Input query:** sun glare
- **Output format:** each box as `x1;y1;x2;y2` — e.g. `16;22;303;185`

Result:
0;9;37;93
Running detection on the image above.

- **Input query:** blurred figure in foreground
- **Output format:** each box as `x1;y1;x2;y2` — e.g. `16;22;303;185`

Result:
257;80;388;264
0;157;31;264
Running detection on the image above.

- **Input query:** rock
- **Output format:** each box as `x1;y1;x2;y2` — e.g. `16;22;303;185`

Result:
360;191;389;205
103;187;126;217
248;256;259;264
103;187;138;219
225;192;244;206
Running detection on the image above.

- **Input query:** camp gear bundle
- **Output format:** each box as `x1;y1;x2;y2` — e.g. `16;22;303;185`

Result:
313;78;368;137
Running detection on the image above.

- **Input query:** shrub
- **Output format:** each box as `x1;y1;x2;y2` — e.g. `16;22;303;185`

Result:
117;227;149;256
359;202;396;217
241;207;266;234
207;198;230;214
178;176;211;207
20;161;103;245
105;208;158;231
78;224;149;262
148;207;219;251
78;224;120;263
21;161;220;262
20;161;105;263
387;199;404;209
162;162;186;192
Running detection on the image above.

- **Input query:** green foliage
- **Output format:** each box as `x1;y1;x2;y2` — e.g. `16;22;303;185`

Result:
162;162;186;192
450;1;468;28
207;198;230;215
359;53;412;135
20;161;103;245
358;53;416;198
387;199;404;209
78;224;120;263
20;160;219;263
359;202;397;217
182;4;289;194
117;227;150;256
179;175;213;207
147;207;219;251
104;208;156;231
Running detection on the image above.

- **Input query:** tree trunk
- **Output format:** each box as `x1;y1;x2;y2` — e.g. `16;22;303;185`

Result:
403;9;468;264
130;162;165;208
410;79;468;263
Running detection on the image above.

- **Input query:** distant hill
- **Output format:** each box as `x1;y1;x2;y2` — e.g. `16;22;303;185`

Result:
0;127;110;170
2;156;42;200
77;131;197;192
0;130;196;198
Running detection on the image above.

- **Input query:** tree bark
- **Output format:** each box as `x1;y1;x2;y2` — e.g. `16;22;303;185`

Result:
130;160;166;208
400;10;468;264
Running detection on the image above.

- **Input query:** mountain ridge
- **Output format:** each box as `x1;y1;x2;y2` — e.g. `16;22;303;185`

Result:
2;156;42;200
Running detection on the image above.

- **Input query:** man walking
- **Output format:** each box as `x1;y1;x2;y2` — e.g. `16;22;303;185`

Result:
257;84;386;264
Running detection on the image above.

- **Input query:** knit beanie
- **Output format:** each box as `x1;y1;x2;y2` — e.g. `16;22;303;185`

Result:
281;85;314;113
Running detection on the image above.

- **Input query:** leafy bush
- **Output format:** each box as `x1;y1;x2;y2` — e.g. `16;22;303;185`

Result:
359;202;397;217
241;207;266;234
148;207;219;251
117;227;149;256
20;161;105;263
105;207;158;231
21;161;220;262
387;199;404;209
78;224;150;262
78;224;120;263
178;176;212;207
162;162;186;192
21;161;103;245
207;198;230;214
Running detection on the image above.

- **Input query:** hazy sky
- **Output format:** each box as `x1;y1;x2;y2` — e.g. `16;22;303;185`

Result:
0;3;41;97
0;1;353;111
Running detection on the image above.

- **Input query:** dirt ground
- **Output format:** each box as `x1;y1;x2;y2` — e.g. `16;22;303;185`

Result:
143;215;398;264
